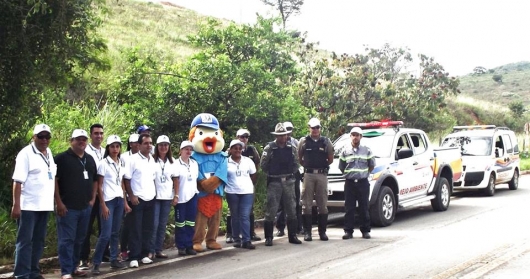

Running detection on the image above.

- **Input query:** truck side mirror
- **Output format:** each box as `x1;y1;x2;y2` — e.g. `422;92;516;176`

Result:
397;148;413;160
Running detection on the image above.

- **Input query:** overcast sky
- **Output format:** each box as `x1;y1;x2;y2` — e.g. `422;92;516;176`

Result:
168;0;530;76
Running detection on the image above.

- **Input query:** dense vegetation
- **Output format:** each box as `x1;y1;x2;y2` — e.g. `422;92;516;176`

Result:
0;0;528;262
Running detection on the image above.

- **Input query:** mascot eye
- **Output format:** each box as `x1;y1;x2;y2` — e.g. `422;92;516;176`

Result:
199;131;203;135
215;131;218;135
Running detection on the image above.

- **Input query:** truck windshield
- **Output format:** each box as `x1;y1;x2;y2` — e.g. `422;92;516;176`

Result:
441;136;492;156
334;133;394;158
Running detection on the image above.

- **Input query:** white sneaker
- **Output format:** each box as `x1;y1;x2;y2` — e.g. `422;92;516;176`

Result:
129;260;139;268
141;257;153;264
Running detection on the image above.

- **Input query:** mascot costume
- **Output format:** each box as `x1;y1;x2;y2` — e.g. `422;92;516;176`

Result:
189;113;228;251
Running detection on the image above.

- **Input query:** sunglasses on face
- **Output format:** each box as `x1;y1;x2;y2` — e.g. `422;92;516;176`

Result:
238;135;249;139
311;126;321;130
36;134;51;140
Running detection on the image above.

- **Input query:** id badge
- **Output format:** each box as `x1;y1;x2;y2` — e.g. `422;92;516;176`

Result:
187;174;193;181
236;170;242;177
160;175;167;183
116;178;121;186
83;171;88;179
48;171;53;180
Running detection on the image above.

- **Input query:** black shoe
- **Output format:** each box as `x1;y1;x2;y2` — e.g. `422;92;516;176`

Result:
276;230;285;237
319;233;329;241
342;232;353;240
186;247;197;255
110;260;127;269
251;233;262;241
233;241;242;248
265;237;273;246
242;241;256;249
91;264;100;275
178;248;186;255
289;235;302;244
304;233;312;241
79;260;89;270
362;232;371;239
225;234;234;244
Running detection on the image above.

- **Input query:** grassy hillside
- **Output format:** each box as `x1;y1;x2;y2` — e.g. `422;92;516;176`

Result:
457;61;530;107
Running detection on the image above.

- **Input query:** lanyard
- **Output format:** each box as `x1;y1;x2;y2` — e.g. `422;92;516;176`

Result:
89;144;102;160
32;144;50;170
106;157;120;177
158;158;167;175
179;158;190;173
79;157;87;170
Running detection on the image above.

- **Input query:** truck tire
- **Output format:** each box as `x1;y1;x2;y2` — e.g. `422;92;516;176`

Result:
508;170;519;190
370;186;395;227
431;177;450;211
482;174;495;196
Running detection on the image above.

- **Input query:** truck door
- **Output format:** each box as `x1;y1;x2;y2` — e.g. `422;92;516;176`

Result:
407;133;433;198
494;134;512;182
395;133;416;199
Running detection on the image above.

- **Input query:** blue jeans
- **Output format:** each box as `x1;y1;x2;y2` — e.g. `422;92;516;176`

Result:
14;210;50;279
93;198;124;264
56;206;92;276
174;194;198;249
226;193;254;242
150;199;172;254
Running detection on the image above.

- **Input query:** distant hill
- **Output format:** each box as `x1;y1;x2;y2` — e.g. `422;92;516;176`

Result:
457;61;530;107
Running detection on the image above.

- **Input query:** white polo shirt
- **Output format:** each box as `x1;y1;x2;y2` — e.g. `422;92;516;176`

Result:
154;157;178;200
123;152;156;201
98;157;126;201
85;144;104;169
12;143;57;211
176;157;199;203
225;156;256;194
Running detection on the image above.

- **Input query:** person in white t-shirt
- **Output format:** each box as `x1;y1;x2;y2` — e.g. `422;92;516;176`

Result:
119;133;139;261
121;133;140;164
149;135;178;259
91;135;131;275
174;140;199;256
11;124;56;279
225;140;257;249
123;134;157;268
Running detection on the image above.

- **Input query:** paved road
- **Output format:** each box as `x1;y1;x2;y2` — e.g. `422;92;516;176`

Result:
37;175;530;279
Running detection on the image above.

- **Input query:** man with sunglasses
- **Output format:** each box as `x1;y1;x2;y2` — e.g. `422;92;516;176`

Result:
12;124;56;279
298;118;334;241
226;129;262;243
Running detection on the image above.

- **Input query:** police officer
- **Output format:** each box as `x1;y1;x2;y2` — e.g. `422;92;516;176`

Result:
275;122;303;236
298;118;334;241
261;123;302;246
339;127;375;240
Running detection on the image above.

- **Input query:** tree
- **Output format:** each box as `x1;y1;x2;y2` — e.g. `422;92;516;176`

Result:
261;0;304;29
473;66;487;75
509;101;525;118
492;74;503;83
0;0;108;208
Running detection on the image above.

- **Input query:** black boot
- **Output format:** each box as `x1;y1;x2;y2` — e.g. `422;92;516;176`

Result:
264;221;274;246
288;219;302;244
302;214;313;241
250;214;261;241
318;214;329;241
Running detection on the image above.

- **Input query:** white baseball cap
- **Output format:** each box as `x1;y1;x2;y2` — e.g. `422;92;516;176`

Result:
156;135;171;144
33;124;51;135
350;127;363;135
106;135;122;145
308;118;321;128
229;139;245;149
128;133;139;143
236;128;251;137
283;122;294;131
71;129;88;139
180;140;193;150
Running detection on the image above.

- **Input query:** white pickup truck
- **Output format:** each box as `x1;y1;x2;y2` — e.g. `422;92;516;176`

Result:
326;121;463;226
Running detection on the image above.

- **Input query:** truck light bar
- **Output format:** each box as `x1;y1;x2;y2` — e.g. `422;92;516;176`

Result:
348;120;404;129
452;125;496;132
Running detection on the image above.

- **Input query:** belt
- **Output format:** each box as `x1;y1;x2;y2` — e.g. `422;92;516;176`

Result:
348;178;367;183
268;174;294;182
305;168;328;174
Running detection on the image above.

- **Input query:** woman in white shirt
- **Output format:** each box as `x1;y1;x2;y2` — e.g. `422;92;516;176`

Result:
174;140;199;256
150;135;178;259
225;140;257;249
92;136;131;274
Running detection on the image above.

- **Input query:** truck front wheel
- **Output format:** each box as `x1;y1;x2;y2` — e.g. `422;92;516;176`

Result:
431;177;450;211
370;186;395;227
